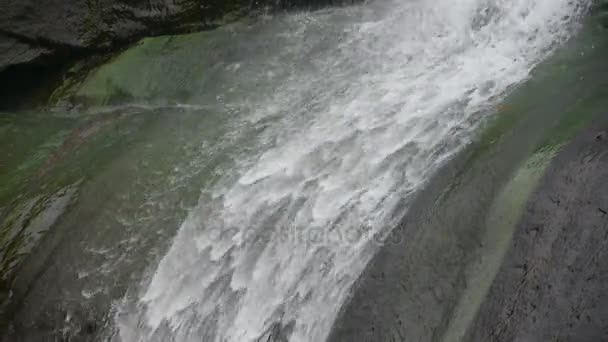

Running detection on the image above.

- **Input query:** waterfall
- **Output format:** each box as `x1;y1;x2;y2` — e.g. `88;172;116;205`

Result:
114;0;590;341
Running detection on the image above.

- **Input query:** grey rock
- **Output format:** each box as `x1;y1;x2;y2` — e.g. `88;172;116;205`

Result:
465;123;608;342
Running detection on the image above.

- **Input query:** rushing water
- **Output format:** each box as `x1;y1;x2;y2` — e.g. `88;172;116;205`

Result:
110;0;591;341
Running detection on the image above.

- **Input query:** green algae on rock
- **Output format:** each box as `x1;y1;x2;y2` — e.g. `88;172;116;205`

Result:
0;0;359;110
70;32;221;106
0;109;163;314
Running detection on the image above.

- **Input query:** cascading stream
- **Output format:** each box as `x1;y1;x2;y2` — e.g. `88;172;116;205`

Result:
114;0;590;341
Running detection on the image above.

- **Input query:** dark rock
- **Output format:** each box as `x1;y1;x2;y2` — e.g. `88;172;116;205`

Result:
0;0;356;109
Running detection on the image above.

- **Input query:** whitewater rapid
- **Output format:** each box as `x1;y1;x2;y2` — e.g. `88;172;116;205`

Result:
114;0;590;341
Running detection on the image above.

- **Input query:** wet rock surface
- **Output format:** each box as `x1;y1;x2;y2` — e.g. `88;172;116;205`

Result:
328;119;608;342
0;1;604;341
465;123;608;341
0;0;355;109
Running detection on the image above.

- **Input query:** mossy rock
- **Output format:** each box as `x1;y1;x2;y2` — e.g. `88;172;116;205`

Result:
53;27;237;107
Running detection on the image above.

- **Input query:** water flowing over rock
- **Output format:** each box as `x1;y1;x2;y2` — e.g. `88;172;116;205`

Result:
1;0;606;341
0;0;355;109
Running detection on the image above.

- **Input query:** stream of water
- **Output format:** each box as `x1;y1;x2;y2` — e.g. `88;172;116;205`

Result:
106;0;591;341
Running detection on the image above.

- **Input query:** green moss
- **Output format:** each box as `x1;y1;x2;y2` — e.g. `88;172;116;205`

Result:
536;88;608;151
450;10;608;179
0;110;162;289
0;113;77;205
72;31;231;106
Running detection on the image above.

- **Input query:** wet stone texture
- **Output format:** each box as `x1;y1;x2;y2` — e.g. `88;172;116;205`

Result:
0;0;358;109
328;119;608;342
466;122;608;341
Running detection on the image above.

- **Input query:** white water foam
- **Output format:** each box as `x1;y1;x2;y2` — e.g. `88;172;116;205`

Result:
114;0;589;341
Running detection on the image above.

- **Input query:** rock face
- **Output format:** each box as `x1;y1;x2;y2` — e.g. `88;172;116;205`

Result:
0;0;353;109
328;116;608;342
463;123;608;341
0;0;345;70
